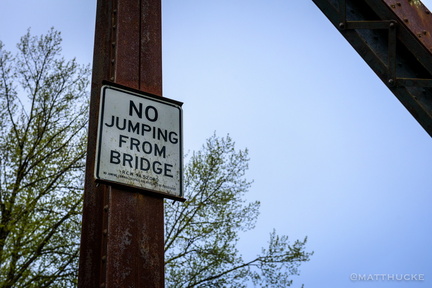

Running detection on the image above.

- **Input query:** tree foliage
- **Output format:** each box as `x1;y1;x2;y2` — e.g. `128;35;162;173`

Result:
165;134;313;287
0;29;90;287
0;29;311;288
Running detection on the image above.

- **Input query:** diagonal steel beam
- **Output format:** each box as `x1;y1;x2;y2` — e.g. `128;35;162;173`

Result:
312;0;432;136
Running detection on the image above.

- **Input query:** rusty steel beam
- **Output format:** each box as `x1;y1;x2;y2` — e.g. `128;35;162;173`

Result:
78;0;164;287
383;0;432;51
312;0;432;136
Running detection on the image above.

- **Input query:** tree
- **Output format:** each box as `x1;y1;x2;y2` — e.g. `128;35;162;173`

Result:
165;134;313;287
0;29;90;287
1;29;311;288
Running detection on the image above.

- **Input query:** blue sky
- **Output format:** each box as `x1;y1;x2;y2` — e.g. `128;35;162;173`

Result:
2;0;432;287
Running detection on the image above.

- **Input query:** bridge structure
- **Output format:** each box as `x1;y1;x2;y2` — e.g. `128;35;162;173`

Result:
313;0;432;137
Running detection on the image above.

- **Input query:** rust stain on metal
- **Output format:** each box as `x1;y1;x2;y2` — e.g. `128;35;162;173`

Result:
383;0;432;52
79;0;165;287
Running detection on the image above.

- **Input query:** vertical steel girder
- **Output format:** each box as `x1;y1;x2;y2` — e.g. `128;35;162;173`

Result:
312;0;432;136
78;0;164;287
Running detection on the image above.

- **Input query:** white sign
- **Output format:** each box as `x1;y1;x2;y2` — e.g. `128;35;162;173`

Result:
95;84;183;198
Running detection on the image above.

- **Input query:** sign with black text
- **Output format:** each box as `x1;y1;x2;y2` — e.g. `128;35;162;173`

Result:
95;84;183;199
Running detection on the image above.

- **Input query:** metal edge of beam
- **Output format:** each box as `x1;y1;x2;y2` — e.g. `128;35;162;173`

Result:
312;0;432;136
366;0;432;76
367;0;432;134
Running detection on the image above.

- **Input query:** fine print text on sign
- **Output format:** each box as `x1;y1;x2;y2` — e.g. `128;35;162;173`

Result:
95;84;183;199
